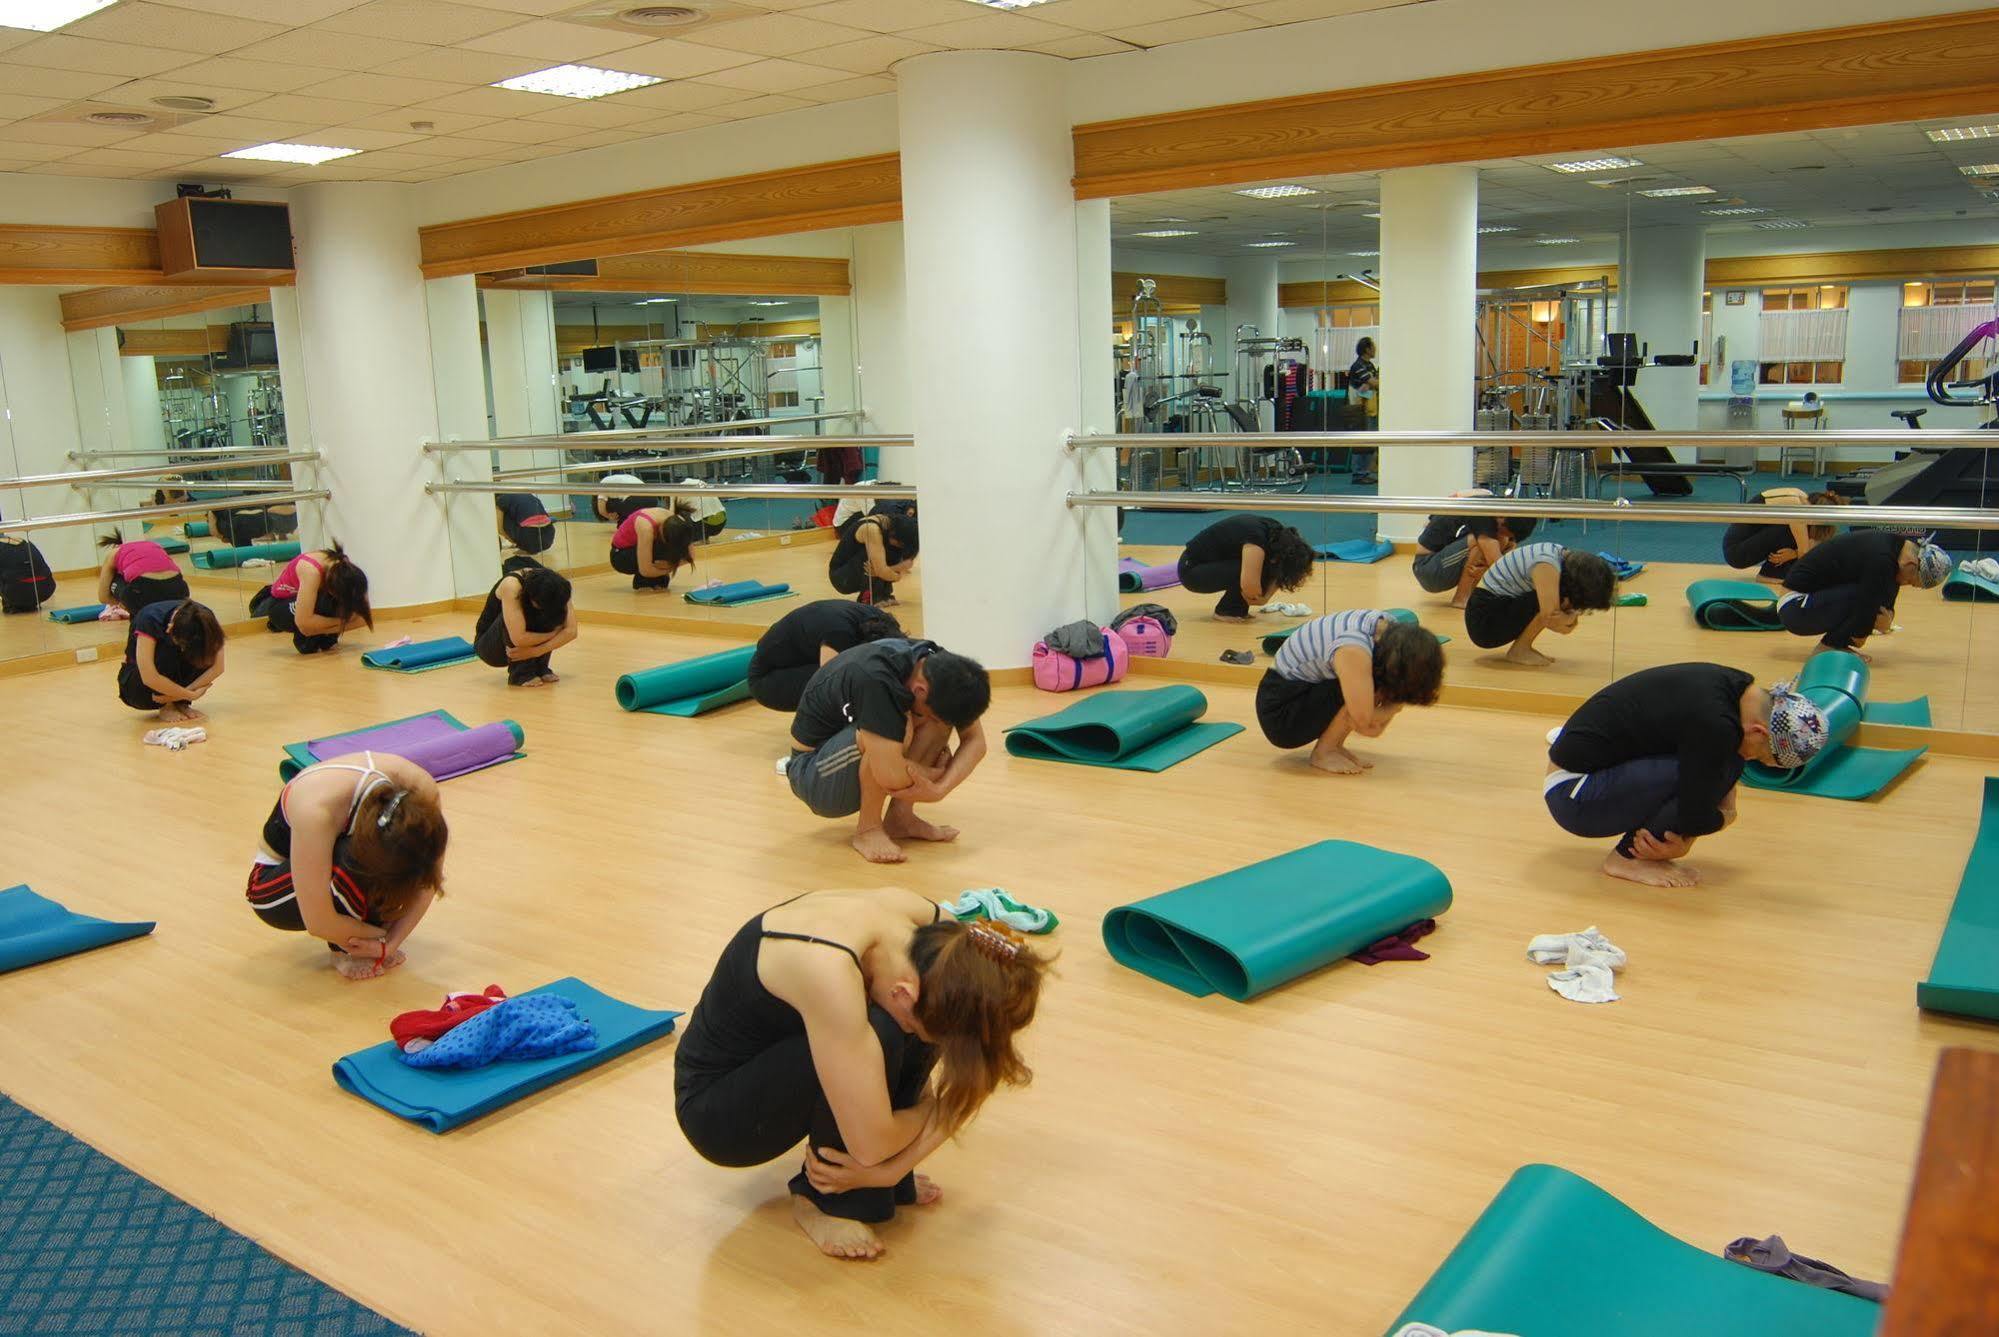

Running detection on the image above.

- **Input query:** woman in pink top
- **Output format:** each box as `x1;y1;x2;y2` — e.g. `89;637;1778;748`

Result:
250;542;373;654
609;502;697;592
95;532;189;614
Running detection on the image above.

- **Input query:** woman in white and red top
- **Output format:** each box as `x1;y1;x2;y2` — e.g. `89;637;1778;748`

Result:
608;503;697;592
251;542;373;654
95;533;188;614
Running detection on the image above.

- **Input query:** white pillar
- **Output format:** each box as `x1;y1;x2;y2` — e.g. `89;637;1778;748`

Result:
900;51;1092;667
853;221;914;485
1075;198;1119;624
0;287;93;571
426;274;498;599
66;328;127;457
1620;223;1706;435
1224;256;1282;428
284;182;453;609
122;355;167;454
482;287;562;488
222;374;253;449
1379;164;1478;539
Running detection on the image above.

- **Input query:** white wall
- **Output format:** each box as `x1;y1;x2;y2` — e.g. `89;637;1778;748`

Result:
0;288;92;570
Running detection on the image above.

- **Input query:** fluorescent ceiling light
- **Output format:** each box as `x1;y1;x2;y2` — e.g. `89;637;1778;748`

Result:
1546;156;1641;173
0;0;116;31
1754;219;1810;229
747;300;791;306
1362;211;1382;219
1535;237;1582;245
1348;248;1380;256
1477;225;1517;234
1928;125;1999;142
1245;241;1296;248
1133;229;1196;238
1704;206;1768;216
1636;185;1717;197
1235;184;1318;199
222;143;360;165
633;298;674;305
1145;217;1188;224
494;63;663;100
1959;163;1999;177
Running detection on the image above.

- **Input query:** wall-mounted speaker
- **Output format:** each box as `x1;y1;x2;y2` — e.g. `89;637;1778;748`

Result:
154;197;295;278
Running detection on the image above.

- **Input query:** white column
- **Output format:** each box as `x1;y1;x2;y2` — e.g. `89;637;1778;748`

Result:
900;51;1091;667
853;221;914;485
0;287;93;570
426;274;498;598
1620;223;1706;435
221;375;253;449
1224;255;1282;428
1075;198;1119;624
1379;164;1478;539
122;355;167;454
482;287;562;487
283;182;453;609
65;328;128;457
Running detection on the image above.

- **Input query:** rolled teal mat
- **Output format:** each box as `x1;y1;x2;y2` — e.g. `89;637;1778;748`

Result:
332;978;681;1132
360;636;478;673
0;885;154;975
1941;568;1999;602
1919;777;1999;1021
1742;650;1926;800
1004;685;1241;771
185;521;211;538
46;604;108;624
1391;1164;1879;1336
1312;537;1393;563
615;644;756;716
684;579;794;607
1685;578;1783;630
1259;608;1442;656
1102;840;1451;1000
192;540;300;570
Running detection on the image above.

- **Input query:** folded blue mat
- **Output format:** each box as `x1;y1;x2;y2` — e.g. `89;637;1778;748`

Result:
0;885;154;975
360;636;478;673
46;604;108;624
684;580;794;607
1598;551;1645;580
1312;538;1393;563
332;977;680;1132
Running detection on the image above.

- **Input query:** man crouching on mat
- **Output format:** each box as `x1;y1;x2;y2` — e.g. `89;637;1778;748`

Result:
784;637;990;864
1544;663;1827;888
1256;610;1444;774
676;888;1048;1259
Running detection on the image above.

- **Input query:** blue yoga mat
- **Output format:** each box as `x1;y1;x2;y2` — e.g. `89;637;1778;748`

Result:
684;580;794;607
1312;538;1393;563
0;885;154;975
1598;551;1645;580
360;636;478;673
46;604;108;624
332;977;680;1132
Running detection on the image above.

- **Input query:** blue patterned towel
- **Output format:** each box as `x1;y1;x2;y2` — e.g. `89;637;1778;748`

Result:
399;994;596;1070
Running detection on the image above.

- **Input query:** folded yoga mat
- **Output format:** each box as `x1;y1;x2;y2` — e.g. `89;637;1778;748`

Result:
0;885;154;975
1118;561;1181;594
191;540;301;570
1312;537;1393;563
1941;567;1999;602
1919;777;1999;1021
1102;840;1451;1001
360;636;477;673
1391;1164;1879;1337
332;977;680;1132
157;537;189;554
615;644;755;717
684;579;794;607
1260;608;1445;656
1685;578;1784;631
1742;650;1926;801
46;604;107;624
1004;685;1241;772
1599;551;1645;580
279;709;524;782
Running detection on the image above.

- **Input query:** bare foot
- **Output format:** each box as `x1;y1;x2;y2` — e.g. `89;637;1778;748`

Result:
1214;614;1251;624
912;1173;942;1206
884;810;960;844
178;704;207;721
157;703;192;722
1501;645;1554;667
792;1195;883;1260
1449;598;1469;610
540;671;560;684
334;949;406;980
511;676;547;688
1308;747;1365;775
851;828;907;864
1602;852;1700;888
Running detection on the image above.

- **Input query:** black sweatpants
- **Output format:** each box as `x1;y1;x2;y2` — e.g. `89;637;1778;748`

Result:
1544;755;1742;858
116;662;188;712
1778;585;1877;649
256;587;341;654
675;1004;937;1224
609;545;672;591
1722;523;1794;579
116;573;189;615
1178;555;1251;617
475;613;551;685
1411;537;1470;594
829;552;893;606
749;663;817;713
1463;587;1542;648
503;518;556;554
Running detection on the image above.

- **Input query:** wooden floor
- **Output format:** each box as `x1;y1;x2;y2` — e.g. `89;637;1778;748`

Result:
1;613;1994;1334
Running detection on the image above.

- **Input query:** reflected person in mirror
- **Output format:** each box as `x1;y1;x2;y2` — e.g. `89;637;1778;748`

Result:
250;542;372;654
1175;514;1315;623
1462;543;1615;666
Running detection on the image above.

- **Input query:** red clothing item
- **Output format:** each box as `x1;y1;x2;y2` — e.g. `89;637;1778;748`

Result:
390;986;508;1051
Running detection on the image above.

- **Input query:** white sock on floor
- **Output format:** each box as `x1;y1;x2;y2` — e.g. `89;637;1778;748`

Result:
1548;963;1620;1004
1526;925;1626;971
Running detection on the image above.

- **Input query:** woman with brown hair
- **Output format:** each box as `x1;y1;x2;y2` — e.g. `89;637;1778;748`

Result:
675;887;1049;1260
244;752;449;981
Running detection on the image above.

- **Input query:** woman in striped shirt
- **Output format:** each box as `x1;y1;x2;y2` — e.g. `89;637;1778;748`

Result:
1463;543;1615;666
1255;608;1444;774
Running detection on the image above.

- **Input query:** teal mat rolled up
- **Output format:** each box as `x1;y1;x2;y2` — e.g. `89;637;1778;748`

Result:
1742;650;1926;800
360;636;477;673
46;604;108;624
1918;777;1999;1022
1685;578;1784;630
185;521;211;538
684;579;794;607
1259;608;1441;656
615;644;756;716
1103;840;1451;1000
1004;685;1241;771
1941;568;1999;602
192;540;300;570
1392;1164;1878;1336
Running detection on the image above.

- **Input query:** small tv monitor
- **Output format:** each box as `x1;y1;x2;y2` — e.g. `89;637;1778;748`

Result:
619;349;641;374
582;346;618;373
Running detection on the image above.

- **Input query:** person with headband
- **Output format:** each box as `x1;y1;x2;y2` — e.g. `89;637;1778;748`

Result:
1543;663;1828;888
1778;531;1951;660
244;753;449;980
675;887;1049;1260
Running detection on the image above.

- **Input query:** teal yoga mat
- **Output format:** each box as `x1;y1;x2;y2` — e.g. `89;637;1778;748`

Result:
1259;608;1444;656
157;537;189;554
1102;840;1451;1001
191;540;300;570
1312;537;1393;563
279;709;524;782
616;644;755;716
332;977;680;1132
684;579;794;607
185;521;211;538
46;604;108;624
1941;567;1999;602
360;636;478;673
1918;777;1999;1021
1391;1164;1879;1337
1685;578;1783;630
1004;685;1241;772
1742;650;1926;800
0;885;154;975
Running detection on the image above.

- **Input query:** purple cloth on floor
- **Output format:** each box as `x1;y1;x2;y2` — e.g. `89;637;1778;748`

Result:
1349;918;1438;965
1723;1235;1889;1303
399;994;596;1070
1135;562;1181;591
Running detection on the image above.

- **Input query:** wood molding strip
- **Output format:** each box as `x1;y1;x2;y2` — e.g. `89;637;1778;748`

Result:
1707;245;1999;286
60;284;270;332
0;224;296;288
1113;270;1227;309
116;326;229;357
480;249;850;297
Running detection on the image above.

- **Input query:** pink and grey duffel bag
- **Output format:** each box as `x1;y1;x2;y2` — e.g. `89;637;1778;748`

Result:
1031;627;1129;692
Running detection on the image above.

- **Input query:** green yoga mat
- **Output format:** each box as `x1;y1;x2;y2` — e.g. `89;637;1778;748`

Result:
1259;608;1445;656
615;644;755;717
192;540;300;570
1918;777;1999;1021
1941;567;1999;602
185;521;211;538
1003;685;1241;772
157;537;189;554
46;604;108;624
1102;840;1451;1001
1742;650;1927;800
1392;1164;1879;1336
1685;578;1783;630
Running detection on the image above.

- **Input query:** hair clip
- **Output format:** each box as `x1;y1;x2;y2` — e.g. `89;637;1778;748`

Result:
965;921;1020;962
377;788;408;831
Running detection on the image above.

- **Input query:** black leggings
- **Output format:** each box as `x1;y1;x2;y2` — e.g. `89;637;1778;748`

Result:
609;544;672;591
1178;555;1253;617
1778;585;1877;649
116;661;194;712
749;663;816;712
475;614;551;685
255;587;341;654
116;573;188;615
829;552;894;606
1545;756;1742;858
1722;523;1793;578
676;1005;937;1224
503;519;556;554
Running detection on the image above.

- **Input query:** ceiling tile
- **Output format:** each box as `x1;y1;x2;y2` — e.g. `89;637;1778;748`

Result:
153;0;371;21
431;0;581;12
0;158;50;172
94;79;282;114
0;121;146;147
311;0;524;44
297;72;470;106
0;93;67;119
62;146;207;169
0;66;130;99
788;32;936;73
693;58;844;94
460;19;654;60
296;127;429;150
793;0;969;31
610;37;759;79
1032;0;1214;30
1235;0;1404;20
679;13;875;57
23;161;147;177
5;35;197;77
524;99;663;128
226;30;433;71
63;1;291;54
339;106;494;134
1110;9;1260;44
798;73;897;102
451;118;574;145
709;93;815;120
371;45;544;84
0;140;82;162
153;56;336;93
180;112;324;140
319;147;433;169
230;93;391;125
1027;32;1135;57
389;134;501;158
115;130;258;156
901;12;1073;48
413;85;558;116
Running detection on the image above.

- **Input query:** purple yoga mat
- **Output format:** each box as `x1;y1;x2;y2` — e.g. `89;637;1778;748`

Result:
299;712;523;781
1118;556;1148;574
1137;563;1181;591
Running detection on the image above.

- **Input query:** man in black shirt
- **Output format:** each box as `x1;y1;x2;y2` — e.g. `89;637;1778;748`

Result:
785;637;992;863
1544;663;1827;887
1779;531;1950;658
748;600;902;712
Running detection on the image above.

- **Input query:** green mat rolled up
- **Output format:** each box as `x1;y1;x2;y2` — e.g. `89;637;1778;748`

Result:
185;521;211;538
192;540;300;570
1102;840;1451;1000
1259;608;1443;656
1941;567;1999;602
1742;650;1927;800
1392;1164;1879;1336
1004;685;1241;771
1918;777;1999;1022
1685;578;1784;630
615;644;756;717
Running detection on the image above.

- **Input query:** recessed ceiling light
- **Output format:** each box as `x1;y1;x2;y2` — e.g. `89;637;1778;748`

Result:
1753;219;1810;229
1362;211;1382;219
1535;237;1582;245
1636;185;1717;197
494;63;663;100
152;95;215;112
1703;206;1768;216
1235;184;1318;199
1348;248;1380;256
1245;240;1296;248
1133;229;1196;238
84;110;153;126
1928;125;1999;142
633;297;674;305
1478;225;1517;234
1546;156;1641;173
222;142;360;165
0;0;116;31
1960;163;1999;177
748;300;791;306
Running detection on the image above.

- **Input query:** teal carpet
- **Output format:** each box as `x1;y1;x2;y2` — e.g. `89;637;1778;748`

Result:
0;1095;410;1335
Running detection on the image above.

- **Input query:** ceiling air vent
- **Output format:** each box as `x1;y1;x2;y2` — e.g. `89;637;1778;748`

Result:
152;95;216;112
29;102;212;133
84;109;154;126
562;0;756;36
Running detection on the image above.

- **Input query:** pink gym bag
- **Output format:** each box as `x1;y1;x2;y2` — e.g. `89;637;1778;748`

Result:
1113;616;1173;659
1032;627;1129;692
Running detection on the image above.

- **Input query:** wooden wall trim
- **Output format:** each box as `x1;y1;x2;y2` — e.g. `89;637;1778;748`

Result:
1072;10;1999;198
118;326;229;358
61;284;270;332
1112;270;1227;311
1278;279;1380;308
1707;245;1999;287
480;249;850;297
0;223;293;287
419;154;901;278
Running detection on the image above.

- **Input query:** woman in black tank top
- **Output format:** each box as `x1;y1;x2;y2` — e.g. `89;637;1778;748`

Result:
828;511;917;607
